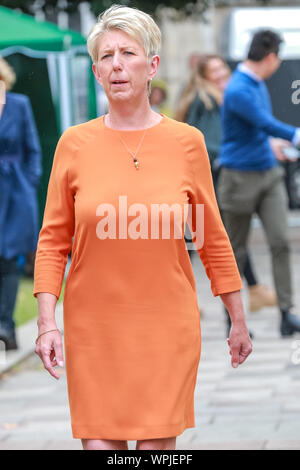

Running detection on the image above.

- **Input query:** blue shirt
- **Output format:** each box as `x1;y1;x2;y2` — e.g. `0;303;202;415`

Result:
219;65;297;171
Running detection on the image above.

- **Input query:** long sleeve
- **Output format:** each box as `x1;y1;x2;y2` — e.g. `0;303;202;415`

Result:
21;96;42;188
33;128;76;299
186;126;243;296
228;86;296;141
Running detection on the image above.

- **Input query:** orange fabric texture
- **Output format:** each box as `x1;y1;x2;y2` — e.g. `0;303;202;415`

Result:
33;114;242;440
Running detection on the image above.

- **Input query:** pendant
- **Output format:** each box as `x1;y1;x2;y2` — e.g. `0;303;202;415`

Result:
134;158;139;170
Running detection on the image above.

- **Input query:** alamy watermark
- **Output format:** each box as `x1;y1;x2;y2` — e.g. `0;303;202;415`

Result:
291;80;300;105
95;195;204;251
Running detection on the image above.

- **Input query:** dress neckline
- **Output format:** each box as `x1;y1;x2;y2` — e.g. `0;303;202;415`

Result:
100;113;166;133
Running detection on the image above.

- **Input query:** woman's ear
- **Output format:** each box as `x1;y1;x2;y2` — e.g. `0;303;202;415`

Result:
149;55;160;81
92;63;102;86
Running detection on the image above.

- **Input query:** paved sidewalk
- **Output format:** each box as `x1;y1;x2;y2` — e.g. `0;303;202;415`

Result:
0;218;300;450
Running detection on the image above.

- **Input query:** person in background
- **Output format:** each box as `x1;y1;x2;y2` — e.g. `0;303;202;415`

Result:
176;54;228;185
218;29;300;337
0;56;42;350
149;78;173;118
175;54;277;319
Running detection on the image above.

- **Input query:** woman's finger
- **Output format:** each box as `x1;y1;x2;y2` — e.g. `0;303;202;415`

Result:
238;342;253;365
53;338;64;368
40;344;60;379
42;350;60;380
230;343;241;368
50;350;58;367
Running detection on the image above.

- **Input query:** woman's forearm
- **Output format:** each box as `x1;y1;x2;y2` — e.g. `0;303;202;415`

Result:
36;293;58;329
220;290;247;324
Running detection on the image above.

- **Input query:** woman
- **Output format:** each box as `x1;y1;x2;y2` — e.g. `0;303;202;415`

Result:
176;54;229;186
33;5;252;451
176;55;277;322
0;56;41;350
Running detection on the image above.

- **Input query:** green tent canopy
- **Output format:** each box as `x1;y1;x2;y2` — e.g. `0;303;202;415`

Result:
0;5;86;51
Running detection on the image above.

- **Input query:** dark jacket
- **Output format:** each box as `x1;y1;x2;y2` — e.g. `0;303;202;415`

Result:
186;93;222;162
0;92;42;259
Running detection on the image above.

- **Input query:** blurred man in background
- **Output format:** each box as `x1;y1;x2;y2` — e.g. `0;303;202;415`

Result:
218;29;300;337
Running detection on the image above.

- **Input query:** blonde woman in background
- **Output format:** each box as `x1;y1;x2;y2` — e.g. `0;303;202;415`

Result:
176;54;277;328
176;54;231;184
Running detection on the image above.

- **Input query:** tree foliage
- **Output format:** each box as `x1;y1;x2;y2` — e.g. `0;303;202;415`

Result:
0;0;274;18
0;0;213;17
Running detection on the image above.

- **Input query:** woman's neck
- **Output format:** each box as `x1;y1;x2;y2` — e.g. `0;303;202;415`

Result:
105;99;161;130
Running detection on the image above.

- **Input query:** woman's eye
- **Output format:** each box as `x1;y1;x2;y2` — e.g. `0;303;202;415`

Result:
101;51;133;59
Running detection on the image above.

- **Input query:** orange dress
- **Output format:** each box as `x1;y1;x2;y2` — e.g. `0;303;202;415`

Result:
33;114;242;440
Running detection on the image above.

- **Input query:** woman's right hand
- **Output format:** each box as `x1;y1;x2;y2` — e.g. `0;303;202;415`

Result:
220;291;253;368
227;320;252;368
35;328;64;380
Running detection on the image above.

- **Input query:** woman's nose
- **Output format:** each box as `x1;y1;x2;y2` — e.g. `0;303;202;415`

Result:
112;52;123;69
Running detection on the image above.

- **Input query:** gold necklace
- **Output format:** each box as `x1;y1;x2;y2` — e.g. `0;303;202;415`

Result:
117;129;147;170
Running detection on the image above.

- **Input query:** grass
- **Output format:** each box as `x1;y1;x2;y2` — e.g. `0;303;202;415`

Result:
14;276;65;328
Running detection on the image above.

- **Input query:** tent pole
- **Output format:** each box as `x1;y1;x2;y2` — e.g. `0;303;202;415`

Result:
58;52;72;132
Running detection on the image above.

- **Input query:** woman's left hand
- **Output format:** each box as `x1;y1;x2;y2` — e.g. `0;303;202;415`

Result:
227;320;252;368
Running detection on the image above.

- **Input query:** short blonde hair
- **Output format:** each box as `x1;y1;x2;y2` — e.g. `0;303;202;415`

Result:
87;4;161;64
0;56;16;91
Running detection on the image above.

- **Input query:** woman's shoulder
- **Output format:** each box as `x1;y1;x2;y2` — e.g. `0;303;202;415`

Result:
5;91;31;108
162;115;207;168
59;117;102;147
162;114;205;143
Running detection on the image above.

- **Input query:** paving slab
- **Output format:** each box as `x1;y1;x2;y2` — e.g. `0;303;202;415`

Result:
264;439;300;450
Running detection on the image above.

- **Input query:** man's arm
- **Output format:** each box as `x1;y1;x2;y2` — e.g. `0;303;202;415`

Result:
229;87;300;144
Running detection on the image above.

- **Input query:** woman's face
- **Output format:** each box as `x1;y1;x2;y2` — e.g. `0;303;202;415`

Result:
150;87;165;106
204;58;230;91
92;29;159;104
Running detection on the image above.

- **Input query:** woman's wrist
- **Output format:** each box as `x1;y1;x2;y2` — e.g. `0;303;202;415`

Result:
35;328;60;345
220;291;247;325
37;316;57;331
36;293;58;330
230;317;247;328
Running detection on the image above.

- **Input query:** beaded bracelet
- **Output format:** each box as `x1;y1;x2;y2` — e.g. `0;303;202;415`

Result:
35;328;60;345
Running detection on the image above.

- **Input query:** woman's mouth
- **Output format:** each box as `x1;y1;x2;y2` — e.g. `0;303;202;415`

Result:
111;81;128;87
